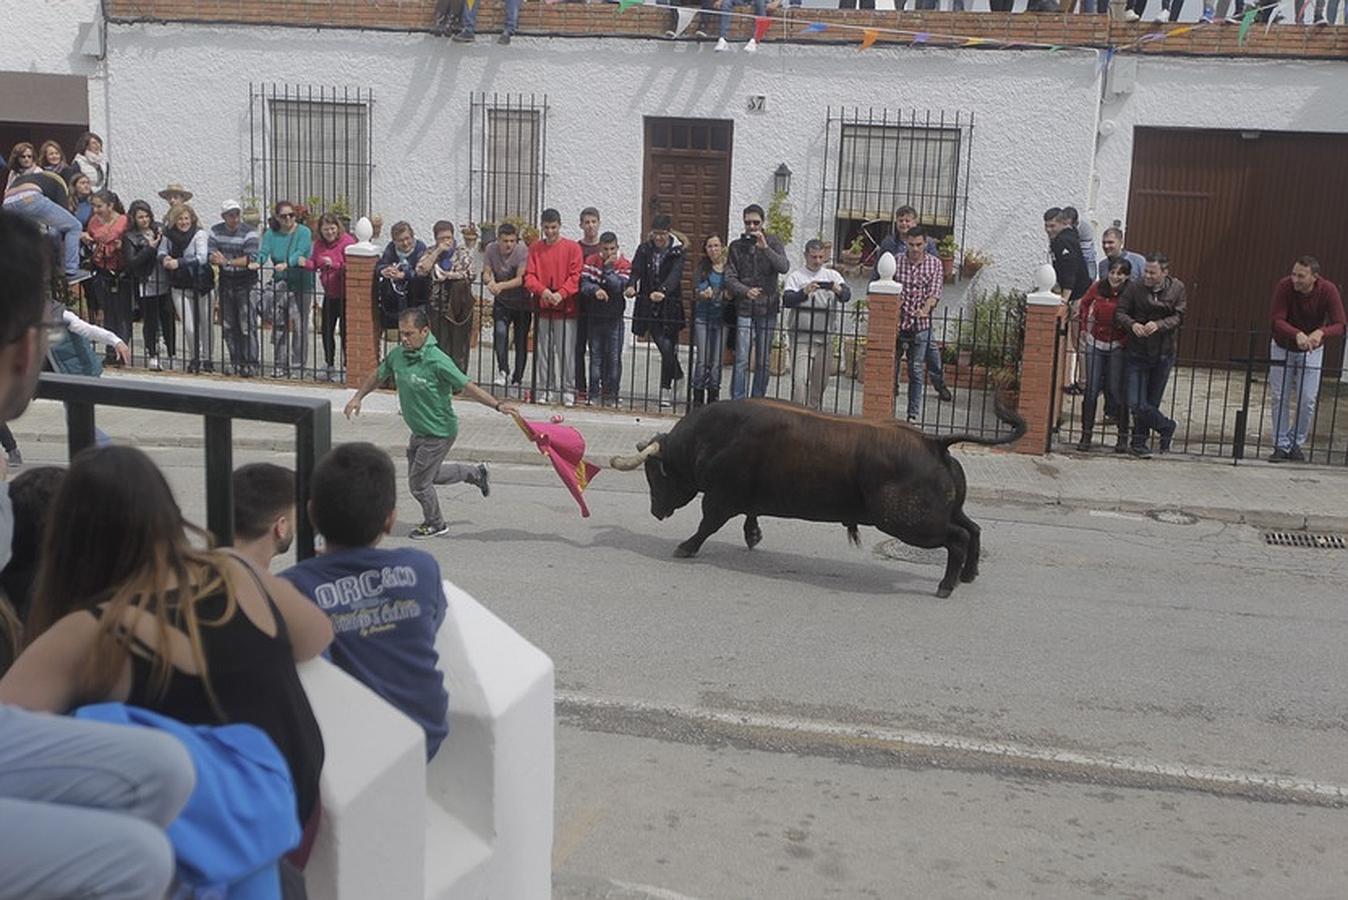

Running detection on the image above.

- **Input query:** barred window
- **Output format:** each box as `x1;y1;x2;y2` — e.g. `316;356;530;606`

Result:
470;94;549;229
822;108;973;262
836;123;962;227
253;85;373;219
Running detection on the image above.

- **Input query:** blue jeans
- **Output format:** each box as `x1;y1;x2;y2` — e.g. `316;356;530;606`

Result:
715;0;765;37
1268;341;1323;451
898;329;931;420
732;314;772;399
4;192;83;277
1125;353;1176;447
1082;343;1128;438
462;0;521;34
691;315;724;392
587;317;625;402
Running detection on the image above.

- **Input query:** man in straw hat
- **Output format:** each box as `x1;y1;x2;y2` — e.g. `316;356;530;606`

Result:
156;182;194;212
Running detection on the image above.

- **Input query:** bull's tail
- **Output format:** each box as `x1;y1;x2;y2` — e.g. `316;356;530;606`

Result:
935;392;1027;451
845;524;860;547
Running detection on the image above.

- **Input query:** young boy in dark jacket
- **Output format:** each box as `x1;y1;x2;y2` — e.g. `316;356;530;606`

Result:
580;231;631;407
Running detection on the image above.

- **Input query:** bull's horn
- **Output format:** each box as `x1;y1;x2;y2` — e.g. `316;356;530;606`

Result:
609;440;662;471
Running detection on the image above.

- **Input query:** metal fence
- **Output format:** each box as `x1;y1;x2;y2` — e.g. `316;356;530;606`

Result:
70;263;347;383
469;93;549;233
1055;325;1348;466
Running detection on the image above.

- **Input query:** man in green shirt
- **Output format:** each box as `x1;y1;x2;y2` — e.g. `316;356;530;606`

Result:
345;307;516;539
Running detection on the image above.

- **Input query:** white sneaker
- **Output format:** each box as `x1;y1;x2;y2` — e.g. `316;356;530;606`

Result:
660;388;673;408
493;370;508;387
1124;8;1140;19
148;356;161;372
562;394;575;408
743;38;758;52
715;36;730;51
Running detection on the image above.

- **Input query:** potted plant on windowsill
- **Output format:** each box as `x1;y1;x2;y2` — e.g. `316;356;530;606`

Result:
839;235;865;275
936;234;958;283
960;248;991;281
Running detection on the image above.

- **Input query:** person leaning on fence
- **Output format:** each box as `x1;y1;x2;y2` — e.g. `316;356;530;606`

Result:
307;212;357;381
872;205;952;403
1045;207;1092;396
257;200;314;378
484;221;531;389
1266;256;1346;463
691;234;729;407
525;208;584;407
580;231;631;408
726;204;789;400
1114;253;1185;459
627;214;687;411
0;210;195;900
209;199;262;377
376;221;429;330
2;169;89;286
419;219;477;375
282;442;452;760
158;201;215;372
85;190;132;366
1075;258;1133;454
122;199;175;371
782;239;850;411
892;226;945;423
344;306;511;540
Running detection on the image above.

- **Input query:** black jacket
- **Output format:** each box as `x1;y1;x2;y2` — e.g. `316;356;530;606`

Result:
629;236;685;338
1050;226;1092;304
725;232;790;319
1115;276;1186;359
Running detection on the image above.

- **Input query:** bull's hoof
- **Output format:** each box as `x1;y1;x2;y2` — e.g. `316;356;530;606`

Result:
673;543;699;559
744;526;762;549
935;584;954;599
960;569;978;583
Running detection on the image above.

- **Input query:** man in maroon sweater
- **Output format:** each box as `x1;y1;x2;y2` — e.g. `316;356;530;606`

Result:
1267;256;1346;462
524;208;583;406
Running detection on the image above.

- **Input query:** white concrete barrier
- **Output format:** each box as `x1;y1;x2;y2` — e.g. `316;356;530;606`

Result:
299;580;555;900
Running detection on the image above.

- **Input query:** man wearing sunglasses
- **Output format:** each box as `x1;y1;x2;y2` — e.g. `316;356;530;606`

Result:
725;204;789;399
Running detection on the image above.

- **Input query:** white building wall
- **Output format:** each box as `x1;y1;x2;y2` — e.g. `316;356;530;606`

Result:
8;19;1343;297
100;26;1103;293
2;0;109;133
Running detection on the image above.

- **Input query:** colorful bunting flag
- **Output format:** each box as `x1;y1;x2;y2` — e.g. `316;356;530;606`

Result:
1165;24;1196;36
671;6;696;36
1139;31;1167;42
753;15;772;42
617;0;644;11
1237;5;1258;44
912;32;931;43
801;21;828;33
1096;46;1114;78
859;28;879;50
963;36;986;46
1047;44;1063;52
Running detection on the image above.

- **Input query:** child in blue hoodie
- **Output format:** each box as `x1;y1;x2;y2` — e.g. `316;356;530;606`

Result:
282;442;450;759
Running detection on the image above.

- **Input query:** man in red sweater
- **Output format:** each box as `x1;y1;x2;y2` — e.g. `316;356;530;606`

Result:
524;208;583;406
1267;256;1346;462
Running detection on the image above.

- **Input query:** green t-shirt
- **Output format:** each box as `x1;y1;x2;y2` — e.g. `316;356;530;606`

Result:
377;334;470;439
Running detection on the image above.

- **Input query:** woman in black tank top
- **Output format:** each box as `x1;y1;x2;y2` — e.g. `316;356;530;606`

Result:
8;446;334;824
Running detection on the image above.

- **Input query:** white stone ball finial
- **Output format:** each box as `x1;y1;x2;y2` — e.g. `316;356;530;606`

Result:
876;251;897;282
347;216;379;258
1034;263;1057;294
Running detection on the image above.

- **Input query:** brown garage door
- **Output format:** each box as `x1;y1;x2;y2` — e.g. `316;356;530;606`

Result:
1125;128;1348;375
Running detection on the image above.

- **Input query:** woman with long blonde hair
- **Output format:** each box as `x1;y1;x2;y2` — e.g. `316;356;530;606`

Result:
0;445;333;832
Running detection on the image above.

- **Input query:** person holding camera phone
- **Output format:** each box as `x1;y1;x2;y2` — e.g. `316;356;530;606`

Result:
725;204;789;400
123;200;175;370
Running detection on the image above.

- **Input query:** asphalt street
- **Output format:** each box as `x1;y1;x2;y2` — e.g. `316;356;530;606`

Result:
22;442;1345;899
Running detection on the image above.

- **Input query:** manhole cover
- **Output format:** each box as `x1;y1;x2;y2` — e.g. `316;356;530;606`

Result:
1263;531;1346;550
1146;509;1199;526
875;539;987;565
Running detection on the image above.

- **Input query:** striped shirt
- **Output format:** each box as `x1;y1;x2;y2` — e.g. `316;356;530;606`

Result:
894;252;944;333
208;222;260;281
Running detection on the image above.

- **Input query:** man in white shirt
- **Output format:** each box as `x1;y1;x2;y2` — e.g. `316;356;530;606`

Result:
782;240;850;410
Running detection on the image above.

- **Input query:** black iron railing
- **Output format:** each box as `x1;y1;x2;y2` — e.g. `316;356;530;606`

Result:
34;373;332;557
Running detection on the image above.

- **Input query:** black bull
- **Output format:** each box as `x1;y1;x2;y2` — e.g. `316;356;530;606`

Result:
609;398;1027;598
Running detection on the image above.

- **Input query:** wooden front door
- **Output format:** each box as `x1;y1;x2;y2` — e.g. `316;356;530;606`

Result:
1126;128;1348;374
641;118;734;330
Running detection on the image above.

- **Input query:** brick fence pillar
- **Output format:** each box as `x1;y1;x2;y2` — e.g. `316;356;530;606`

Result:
344;218;381;388
861;252;903;421
1015;264;1067;455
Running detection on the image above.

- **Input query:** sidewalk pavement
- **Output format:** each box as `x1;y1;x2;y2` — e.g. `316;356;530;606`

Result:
10;371;1347;533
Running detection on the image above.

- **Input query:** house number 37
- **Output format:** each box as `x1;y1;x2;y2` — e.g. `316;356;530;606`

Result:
746;95;767;112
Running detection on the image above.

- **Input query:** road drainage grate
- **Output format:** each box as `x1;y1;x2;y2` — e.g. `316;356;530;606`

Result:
1263;531;1346;550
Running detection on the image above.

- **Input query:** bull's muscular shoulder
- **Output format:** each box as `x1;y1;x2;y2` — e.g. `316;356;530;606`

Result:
709;399;931;449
